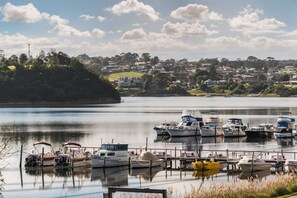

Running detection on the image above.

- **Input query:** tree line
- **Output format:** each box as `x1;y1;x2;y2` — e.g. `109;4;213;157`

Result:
0;52;120;103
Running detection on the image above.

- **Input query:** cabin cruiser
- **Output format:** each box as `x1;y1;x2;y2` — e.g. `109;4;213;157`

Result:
237;155;271;172
274;112;297;138
244;123;276;138
166;110;204;137
25;141;56;167
223;118;247;137
284;159;297;172
55;142;91;168
200;116;224;137
91;143;130;168
153;121;177;136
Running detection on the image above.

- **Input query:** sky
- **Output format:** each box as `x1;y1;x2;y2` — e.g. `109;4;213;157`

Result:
1;0;297;61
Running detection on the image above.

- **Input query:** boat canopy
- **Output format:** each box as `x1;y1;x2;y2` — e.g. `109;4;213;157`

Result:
62;142;81;147
33;141;52;147
101;144;128;151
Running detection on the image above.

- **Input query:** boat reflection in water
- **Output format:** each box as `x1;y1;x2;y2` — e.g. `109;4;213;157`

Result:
129;166;162;182
192;169;220;180
276;138;295;147
91;167;129;186
200;137;224;144
223;137;246;143
238;169;271;181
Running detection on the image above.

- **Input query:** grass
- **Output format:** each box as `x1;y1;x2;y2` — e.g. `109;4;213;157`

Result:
108;72;143;81
120;172;297;198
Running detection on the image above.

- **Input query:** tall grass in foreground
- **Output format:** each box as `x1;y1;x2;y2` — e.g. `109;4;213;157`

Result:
122;172;297;198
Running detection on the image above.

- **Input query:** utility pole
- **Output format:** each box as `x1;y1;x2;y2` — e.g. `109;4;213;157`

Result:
28;44;31;59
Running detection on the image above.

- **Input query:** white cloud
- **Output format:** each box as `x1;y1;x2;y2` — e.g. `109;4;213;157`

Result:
92;28;105;37
121;28;147;40
52;24;92;37
107;0;160;21
162;22;217;37
1;2;68;25
97;16;106;22
1;2;44;23
229;6;286;35
170;4;223;22
45;14;69;25
80;14;95;21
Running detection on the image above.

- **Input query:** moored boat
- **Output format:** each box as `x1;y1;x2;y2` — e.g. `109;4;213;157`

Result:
55;142;91;168
245;123;276;138
130;151;164;169
153;121;177;136
200;116;224;137
274;112;297;138
166;110;204;137
284;159;297;172
25;141;56;167
237;156;271;172
192;160;220;171
223;118;247;137
91;143;130;168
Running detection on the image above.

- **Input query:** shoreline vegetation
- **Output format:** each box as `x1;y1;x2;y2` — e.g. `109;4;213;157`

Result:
162;172;297;198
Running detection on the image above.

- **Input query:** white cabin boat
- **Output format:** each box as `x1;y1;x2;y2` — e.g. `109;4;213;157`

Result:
153;121;177;136
131;151;164;169
91;143;129;168
200;116;224;137
55;142;91;168
223;118;246;137
237;156;271;172
274;112;297;138
25;141;56;167
166;110;204;137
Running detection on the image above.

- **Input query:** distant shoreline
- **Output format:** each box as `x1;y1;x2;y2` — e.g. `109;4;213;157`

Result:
0;98;121;107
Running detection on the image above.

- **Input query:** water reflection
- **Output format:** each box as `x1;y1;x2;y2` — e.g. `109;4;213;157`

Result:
91;167;129;186
129;166;162;181
238;170;271;181
276;138;295;147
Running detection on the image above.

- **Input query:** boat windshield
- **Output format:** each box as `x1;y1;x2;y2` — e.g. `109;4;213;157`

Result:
101;144;128;151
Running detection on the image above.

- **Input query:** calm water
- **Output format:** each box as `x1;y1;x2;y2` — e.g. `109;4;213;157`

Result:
1;96;297;197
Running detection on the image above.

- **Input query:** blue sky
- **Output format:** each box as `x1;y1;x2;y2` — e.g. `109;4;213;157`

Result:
1;0;297;60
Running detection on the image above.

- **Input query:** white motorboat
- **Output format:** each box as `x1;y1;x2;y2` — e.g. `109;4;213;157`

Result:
237;155;271;172
55;142;91;168
200;116;224;137
153;121;177;136
245;123;276;138
25;141;56;167
166;110;203;137
130;151;164;169
91;143;130;168
274;112;297;138
223;118;247;137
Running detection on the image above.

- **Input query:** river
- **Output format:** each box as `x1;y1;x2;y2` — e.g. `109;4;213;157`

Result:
0;96;297;197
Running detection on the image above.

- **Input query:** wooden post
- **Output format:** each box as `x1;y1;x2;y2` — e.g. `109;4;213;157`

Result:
226;149;229;160
72;150;75;168
145;137;148;151
19;145;23;168
41;147;44;167
251;151;255;172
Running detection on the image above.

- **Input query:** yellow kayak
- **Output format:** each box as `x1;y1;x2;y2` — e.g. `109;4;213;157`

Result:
191;161;220;170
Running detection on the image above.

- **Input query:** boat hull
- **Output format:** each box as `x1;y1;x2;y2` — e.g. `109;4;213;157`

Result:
239;163;271;172
192;161;220;170
201;128;223;137
91;155;129;168
167;129;200;137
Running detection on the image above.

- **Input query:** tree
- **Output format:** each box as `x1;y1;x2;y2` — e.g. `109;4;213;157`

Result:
141;53;151;63
19;53;28;65
150;56;159;65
